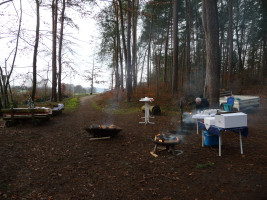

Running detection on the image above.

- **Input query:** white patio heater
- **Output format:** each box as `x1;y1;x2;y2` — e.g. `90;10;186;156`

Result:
139;97;154;124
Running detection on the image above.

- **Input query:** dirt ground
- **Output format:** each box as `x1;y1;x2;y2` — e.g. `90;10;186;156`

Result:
0;95;266;200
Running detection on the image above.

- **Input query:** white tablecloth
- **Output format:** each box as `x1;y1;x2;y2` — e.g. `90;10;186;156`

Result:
192;113;216;119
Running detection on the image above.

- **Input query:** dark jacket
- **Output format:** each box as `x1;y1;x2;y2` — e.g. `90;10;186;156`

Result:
195;98;210;110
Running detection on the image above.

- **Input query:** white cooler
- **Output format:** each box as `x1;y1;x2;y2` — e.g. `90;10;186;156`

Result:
215;112;247;128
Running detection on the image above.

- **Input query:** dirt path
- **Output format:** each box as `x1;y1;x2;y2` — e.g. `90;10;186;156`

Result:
0;95;266;199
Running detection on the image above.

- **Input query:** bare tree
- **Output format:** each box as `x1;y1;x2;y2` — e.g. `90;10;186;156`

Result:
31;0;40;102
112;0;120;101
0;0;22;108
126;0;132;101
118;0;127;89
58;0;66;102
84;61;104;95
51;0;58;102
0;0;13;6
132;0;139;89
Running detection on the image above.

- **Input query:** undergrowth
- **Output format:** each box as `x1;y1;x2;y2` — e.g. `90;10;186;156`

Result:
91;96;140;114
92;84;194;115
93;82;267;115
63;97;79;111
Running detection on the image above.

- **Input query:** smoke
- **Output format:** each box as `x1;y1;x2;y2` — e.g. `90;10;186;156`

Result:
102;99;119;125
182;112;195;124
169;112;196;144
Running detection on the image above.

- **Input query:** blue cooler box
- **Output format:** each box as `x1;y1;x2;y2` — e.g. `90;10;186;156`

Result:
204;131;219;146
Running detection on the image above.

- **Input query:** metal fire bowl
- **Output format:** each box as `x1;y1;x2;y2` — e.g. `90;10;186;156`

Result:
85;125;122;137
153;134;181;146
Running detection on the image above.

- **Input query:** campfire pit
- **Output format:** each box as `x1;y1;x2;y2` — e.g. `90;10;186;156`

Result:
153;133;183;156
85;124;122;138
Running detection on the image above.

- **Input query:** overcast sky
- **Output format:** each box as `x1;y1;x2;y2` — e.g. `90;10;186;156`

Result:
0;0;111;89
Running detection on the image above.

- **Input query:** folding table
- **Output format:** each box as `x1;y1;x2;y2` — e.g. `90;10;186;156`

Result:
192;113;216;134
198;121;248;156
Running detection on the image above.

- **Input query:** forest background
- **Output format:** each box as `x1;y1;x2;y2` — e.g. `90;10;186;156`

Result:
0;0;266;108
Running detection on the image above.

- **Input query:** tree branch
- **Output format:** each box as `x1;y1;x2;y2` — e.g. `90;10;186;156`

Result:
0;0;13;6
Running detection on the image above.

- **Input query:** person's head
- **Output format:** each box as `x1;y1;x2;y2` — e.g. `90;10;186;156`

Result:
195;97;201;105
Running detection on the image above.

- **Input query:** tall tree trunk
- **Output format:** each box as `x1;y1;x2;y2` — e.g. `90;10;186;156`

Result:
0;66;8;108
261;0;267;83
119;41;124;89
115;0;123;89
90;59;95;94
224;34;229;87
240;20;246;84
113;0;120;101
227;0;233;87
157;39;163;97
115;38;120;100
132;0;139;89
0;77;3;109
140;47;148;84
235;0;243;79
262;33;267;83
111;69;114;90
172;0;179;96
32;0;40;102
163;9;171;84
202;0;220;107
202;39;206;90
181;36;186;89
169;16;173;85
8;84;13;106
147;8;154;88
194;2;204;94
118;0;127;83
58;0;65;102
155;53;159;97
219;0;225;88
185;0;191;95
164;15;170;84
52;0;58;102
126;0;132;101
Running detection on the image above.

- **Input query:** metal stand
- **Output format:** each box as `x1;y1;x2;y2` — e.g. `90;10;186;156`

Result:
153;144;158;153
202;130;204;147
240;130;243;154
153;144;183;156
219;135;222;156
196;119;199;134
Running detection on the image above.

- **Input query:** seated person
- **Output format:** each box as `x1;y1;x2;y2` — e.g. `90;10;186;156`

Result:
194;97;210;111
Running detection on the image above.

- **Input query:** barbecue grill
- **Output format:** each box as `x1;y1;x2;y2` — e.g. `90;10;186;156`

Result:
85;124;122;138
153;133;183;155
